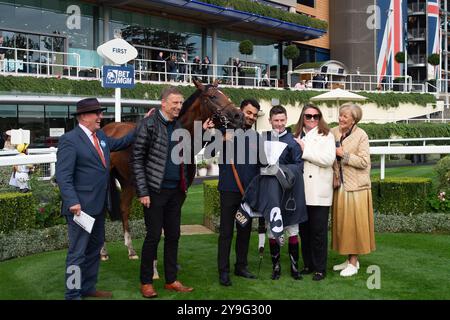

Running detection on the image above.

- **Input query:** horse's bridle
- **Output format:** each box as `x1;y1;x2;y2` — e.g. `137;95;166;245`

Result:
201;86;236;129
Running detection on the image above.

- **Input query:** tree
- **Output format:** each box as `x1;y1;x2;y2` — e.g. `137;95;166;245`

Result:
283;44;300;73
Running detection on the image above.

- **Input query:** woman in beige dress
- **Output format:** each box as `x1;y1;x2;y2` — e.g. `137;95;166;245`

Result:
331;103;375;277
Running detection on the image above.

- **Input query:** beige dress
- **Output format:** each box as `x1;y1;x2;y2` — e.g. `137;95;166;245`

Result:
331;126;376;255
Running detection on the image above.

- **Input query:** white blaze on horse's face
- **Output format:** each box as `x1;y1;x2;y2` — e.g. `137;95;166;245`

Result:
161;93;184;121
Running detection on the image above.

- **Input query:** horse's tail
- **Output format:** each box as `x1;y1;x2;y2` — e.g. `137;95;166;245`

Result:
108;167;123;221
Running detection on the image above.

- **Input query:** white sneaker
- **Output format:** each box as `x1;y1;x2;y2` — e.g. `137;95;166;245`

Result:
340;263;358;277
333;260;360;271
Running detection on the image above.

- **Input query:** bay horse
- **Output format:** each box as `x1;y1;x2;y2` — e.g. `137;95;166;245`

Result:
101;79;244;261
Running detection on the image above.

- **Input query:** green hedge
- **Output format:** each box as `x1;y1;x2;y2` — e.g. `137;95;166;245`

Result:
203;177;436;231
203;180;221;232
0;219;148;261
322;122;450;141
0;76;436;109
371;177;433;215
0;193;37;234
199;0;328;31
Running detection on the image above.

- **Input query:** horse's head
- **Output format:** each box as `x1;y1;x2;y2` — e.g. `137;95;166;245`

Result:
194;79;244;130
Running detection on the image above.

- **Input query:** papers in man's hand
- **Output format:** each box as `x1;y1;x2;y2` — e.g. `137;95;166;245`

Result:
264;141;288;165
73;211;95;234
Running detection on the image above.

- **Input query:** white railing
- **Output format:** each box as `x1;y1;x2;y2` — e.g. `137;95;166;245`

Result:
287;72;429;93
0;148;57;181
369;137;450;179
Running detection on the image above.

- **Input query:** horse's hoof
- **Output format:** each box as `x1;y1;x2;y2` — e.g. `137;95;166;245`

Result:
101;255;109;261
152;274;160;280
129;255;139;260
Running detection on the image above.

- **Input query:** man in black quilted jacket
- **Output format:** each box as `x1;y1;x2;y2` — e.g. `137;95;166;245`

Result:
132;86;193;298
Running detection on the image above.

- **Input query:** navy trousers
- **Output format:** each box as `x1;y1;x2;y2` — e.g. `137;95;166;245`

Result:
65;213;105;300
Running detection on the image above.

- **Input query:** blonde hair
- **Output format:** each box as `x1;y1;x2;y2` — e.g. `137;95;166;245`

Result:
339;103;363;124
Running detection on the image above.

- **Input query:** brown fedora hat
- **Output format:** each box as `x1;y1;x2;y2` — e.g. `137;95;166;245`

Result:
72;98;107;115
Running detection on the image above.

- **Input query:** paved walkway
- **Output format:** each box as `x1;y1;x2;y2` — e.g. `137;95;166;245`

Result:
180;224;214;235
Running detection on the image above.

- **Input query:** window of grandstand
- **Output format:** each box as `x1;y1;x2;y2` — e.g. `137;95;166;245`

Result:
297;0;315;8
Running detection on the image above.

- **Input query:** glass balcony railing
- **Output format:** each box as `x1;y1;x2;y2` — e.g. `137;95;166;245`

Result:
408;3;426;14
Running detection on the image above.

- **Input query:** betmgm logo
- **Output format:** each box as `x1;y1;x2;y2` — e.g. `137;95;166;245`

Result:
106;70;118;84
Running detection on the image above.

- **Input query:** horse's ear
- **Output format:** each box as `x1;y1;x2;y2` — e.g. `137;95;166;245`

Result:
193;79;205;91
212;79;219;87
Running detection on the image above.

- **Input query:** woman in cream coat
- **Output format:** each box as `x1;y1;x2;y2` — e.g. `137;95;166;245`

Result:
294;104;335;281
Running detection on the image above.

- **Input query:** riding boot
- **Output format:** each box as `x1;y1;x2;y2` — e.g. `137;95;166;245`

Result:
269;239;281;280
288;236;302;280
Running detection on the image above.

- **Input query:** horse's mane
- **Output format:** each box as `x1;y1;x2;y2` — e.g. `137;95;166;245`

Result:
179;88;201;119
178;84;215;119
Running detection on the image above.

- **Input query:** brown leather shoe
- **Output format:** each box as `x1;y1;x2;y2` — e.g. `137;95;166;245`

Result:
164;280;193;292
141;284;158;298
82;290;112;298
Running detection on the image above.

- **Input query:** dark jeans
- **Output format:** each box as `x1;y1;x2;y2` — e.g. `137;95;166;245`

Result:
218;191;252;274
140;189;186;284
299;205;330;274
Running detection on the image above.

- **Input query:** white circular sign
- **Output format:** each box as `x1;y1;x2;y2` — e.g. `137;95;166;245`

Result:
97;38;138;65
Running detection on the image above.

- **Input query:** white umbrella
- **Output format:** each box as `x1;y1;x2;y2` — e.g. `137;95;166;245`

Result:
310;88;367;105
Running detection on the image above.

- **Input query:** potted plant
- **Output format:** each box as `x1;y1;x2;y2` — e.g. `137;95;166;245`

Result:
207;158;219;176
197;160;208;177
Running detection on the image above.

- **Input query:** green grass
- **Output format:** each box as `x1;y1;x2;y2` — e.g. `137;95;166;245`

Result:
1;232;450;300
371;164;437;185
181;184;204;225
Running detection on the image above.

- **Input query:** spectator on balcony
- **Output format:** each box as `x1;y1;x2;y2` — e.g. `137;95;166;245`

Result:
177;53;187;82
155;51;166;81
0;35;6;73
202;56;211;83
233;58;243;85
294;80;306;90
192;56;201;80
260;70;270;87
167;55;177;82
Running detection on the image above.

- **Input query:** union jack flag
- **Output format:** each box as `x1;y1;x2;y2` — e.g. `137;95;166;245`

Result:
377;0;405;84
428;0;440;79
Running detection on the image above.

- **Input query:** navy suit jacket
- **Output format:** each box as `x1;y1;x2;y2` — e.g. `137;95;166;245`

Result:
56;125;135;217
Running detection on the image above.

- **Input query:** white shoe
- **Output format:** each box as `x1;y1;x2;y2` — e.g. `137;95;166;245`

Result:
333;260;360;271
340;263;358;277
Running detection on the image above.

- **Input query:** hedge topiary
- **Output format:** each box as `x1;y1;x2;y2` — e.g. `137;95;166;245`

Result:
395;51;405;64
283;45;300;61
427;53;440;66
0;192;37;234
239;40;254;56
371;177;433;215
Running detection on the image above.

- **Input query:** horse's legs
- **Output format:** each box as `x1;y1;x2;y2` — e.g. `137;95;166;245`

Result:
121;185;139;260
100;244;109;261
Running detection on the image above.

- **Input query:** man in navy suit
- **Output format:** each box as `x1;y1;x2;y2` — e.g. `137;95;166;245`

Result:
56;98;136;300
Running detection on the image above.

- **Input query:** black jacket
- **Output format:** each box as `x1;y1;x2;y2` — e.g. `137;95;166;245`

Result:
132;110;183;196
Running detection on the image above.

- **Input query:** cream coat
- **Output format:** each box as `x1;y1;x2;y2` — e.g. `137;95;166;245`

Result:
301;127;336;206
331;126;371;192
